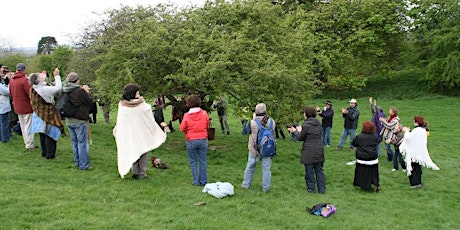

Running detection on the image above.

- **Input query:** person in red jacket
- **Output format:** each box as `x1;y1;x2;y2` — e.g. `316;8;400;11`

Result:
180;95;210;186
9;63;36;150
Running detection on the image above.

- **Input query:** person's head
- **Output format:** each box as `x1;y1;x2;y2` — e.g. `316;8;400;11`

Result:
414;116;424;127
325;100;332;108
16;63;26;72
28;73;42;85
2;66;9;74
349;98;357;108
186;94;201;108
66;72;80;84
304;106;317;118
389;106;398;116
255;103;267;116
361;121;376;134
122;83;140;101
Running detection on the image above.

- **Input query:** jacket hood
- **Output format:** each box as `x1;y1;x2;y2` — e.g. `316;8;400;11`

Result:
187;107;206;121
62;82;80;93
12;72;26;79
306;117;321;126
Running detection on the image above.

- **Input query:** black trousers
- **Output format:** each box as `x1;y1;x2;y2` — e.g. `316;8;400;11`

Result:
39;133;57;159
408;162;422;186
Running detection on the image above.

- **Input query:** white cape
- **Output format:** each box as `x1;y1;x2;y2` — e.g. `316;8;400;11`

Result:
114;101;166;178
400;127;439;176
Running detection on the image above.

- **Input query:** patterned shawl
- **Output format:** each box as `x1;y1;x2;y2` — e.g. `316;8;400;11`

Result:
30;88;65;135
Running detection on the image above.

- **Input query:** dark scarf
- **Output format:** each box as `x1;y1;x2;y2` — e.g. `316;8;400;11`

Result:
387;114;397;122
30;88;65;135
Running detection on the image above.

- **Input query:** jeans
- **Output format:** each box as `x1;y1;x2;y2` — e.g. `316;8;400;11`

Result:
68;123;90;170
322;126;331;146
393;146;406;170
39;133;56;159
338;128;356;148
219;115;230;134
385;143;394;161
305;162;326;193
186;138;208;185
132;153;148;177
242;152;272;192
376;144;382;157
0;112;10;143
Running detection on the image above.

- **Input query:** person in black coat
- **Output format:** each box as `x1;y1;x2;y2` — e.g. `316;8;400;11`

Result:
352;121;381;192
288;106;325;194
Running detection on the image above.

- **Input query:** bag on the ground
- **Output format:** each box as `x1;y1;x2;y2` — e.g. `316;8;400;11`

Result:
254;119;276;157
55;93;76;118
306;203;336;217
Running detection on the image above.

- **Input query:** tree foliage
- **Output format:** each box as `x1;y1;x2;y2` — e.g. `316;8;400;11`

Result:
37;36;58;55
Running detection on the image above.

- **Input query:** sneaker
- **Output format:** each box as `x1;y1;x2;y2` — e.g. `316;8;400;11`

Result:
26;146;39;150
241;185;249;189
335;146;342;151
402;169;407;172
392;169;397;172
325;145;330;147
346;160;356;166
410;184;422;189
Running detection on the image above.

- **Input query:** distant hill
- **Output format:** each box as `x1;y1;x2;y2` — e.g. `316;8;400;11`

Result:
16;47;36;56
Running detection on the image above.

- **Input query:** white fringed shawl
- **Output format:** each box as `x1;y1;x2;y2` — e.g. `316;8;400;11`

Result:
114;99;166;178
400;127;439;176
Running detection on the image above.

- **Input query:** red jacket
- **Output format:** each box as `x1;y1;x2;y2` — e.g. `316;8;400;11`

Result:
9;72;33;114
180;108;209;140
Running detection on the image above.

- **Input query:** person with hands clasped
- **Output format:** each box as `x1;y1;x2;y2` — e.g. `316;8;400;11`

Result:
288;106;326;194
336;99;360;151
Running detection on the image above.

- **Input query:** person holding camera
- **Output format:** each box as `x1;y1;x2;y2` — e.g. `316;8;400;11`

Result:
317;100;334;147
288;106;325;194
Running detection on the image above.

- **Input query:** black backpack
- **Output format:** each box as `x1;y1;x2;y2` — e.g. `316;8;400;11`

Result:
55;92;76;118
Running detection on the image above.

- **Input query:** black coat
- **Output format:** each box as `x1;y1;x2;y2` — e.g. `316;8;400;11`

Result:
294;117;324;164
352;133;379;161
68;88;93;121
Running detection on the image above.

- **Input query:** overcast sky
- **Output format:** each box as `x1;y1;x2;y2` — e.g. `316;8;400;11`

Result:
3;0;205;48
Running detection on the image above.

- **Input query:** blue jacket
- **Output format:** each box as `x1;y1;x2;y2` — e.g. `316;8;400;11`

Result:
0;83;11;114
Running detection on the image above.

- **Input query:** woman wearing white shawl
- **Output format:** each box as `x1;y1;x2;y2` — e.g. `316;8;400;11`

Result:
400;116;439;188
113;84;166;179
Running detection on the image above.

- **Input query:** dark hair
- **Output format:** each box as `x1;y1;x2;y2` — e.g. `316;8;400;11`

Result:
122;83;140;101
304;106;316;118
186;94;201;108
361;121;376;134
28;73;40;85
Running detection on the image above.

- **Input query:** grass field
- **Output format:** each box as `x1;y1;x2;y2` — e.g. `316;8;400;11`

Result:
1;96;459;229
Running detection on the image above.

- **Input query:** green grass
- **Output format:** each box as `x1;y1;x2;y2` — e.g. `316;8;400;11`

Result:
1;97;459;229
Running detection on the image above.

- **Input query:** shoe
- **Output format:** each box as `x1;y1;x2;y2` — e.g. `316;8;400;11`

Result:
335;146;342;151
227;131;230;135
26;146;39;150
402;169;407;172
346;160;356;166
262;189;270;193
241;185;249;189
410;184;422;189
325;145;330;147
349;147;354;151
374;185;381;192
392;169;397;172
132;174;138;179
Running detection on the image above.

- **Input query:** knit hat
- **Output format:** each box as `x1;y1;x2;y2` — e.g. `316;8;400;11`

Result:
66;72;79;83
16;63;26;71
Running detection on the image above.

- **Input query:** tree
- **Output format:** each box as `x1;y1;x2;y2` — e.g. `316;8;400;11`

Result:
37;36;58;55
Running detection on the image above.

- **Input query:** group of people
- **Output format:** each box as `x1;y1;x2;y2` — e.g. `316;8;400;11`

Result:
1;63;94;170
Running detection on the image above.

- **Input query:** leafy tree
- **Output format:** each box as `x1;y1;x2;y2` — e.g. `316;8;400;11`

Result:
37;36;58;55
408;0;460;91
38;46;74;77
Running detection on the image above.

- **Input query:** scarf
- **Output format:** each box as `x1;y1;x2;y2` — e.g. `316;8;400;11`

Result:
120;97;145;107
30;88;65;134
387;114;397;122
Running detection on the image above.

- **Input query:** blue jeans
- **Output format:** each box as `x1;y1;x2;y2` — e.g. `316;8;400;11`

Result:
338;128;356;148
68;123;90;170
305;162;326;193
0;112;10;143
242;152;272;192
385;143;394;161
186;138;208;185
376;143;382;157
322;126;331;146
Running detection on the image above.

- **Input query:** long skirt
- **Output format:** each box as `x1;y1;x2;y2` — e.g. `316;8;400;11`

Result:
353;163;379;191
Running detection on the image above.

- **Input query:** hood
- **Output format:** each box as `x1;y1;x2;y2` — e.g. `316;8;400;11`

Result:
187;107;206;121
12;72;26;79
62;81;81;93
305;117;321;126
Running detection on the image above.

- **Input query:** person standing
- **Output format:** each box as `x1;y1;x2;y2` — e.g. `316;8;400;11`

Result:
9;63;37;150
241;103;276;193
288;106;325;194
29;69;65;159
0;72;11;143
400;116;440;188
317;100;334;147
180;95;210;186
63;72;93;170
352;121;381;192
379;107;400;163
336;98;360;151
369;97;385;157
214;96;230;135
113;84;166;179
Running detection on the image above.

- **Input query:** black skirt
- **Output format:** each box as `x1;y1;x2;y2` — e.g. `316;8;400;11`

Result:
353;162;379;191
